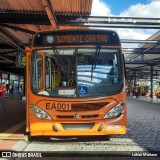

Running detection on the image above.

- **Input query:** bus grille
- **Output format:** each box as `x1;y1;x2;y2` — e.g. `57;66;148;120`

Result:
58;102;108;112
72;102;108;111
62;123;94;130
57;114;98;119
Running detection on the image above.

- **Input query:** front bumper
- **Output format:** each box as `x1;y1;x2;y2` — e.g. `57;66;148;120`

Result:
29;114;126;136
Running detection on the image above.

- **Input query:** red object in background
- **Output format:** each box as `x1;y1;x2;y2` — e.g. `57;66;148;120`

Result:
0;85;6;97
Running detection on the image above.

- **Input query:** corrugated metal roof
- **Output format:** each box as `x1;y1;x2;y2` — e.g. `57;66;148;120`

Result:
0;0;92;46
0;0;93;74
0;0;92;14
138;30;160;48
51;0;92;14
125;30;160;70
0;0;92;43
0;0;44;11
0;0;159;77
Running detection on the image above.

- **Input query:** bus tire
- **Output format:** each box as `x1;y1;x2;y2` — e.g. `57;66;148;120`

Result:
102;135;110;141
25;132;33;142
27;135;34;142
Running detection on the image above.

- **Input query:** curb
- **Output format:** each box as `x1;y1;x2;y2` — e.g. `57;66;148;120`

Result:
127;97;160;104
11;137;28;151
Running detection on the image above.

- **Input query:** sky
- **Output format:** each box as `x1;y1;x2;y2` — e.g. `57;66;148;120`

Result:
99;0;149;15
91;0;160;47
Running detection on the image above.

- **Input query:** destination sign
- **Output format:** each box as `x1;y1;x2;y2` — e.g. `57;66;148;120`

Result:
56;34;107;43
33;30;120;46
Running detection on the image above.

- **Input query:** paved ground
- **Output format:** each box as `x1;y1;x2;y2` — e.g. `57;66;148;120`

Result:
1;97;160;159
0;95;26;152
0;94;25;133
118;98;160;151
19;98;160;159
129;95;160;104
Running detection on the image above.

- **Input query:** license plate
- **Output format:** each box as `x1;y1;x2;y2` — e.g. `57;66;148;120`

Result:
55;103;71;111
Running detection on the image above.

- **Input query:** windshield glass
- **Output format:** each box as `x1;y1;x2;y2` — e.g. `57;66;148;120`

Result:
32;48;123;98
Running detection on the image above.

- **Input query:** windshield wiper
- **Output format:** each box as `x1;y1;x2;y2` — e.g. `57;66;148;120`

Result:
91;46;101;81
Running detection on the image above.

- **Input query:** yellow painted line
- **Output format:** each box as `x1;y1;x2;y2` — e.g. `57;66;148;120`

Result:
0;121;25;142
0;135;25;140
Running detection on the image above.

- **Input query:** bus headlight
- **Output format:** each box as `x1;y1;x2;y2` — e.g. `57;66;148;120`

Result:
103;102;124;119
32;105;52;120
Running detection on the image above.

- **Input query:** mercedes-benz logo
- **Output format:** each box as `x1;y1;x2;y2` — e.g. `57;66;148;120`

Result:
74;113;81;120
47;35;54;43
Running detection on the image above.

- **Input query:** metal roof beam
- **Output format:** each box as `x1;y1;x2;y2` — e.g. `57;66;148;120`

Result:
41;0;58;29
0;49;17;55
123;48;160;52
61;23;160;29
0;55;14;63
124;52;160;55
0;24;35;35
81;16;160;24
127;66;160;72
143;44;160;53
0;10;77;25
125;61;147;64
0;43;15;49
0;10;50;25
123;50;160;54
59;16;160;29
123;45;160;62
125;68;160;72
121;39;160;44
0;29;25;52
126;59;160;65
1;11;160;29
0;66;24;75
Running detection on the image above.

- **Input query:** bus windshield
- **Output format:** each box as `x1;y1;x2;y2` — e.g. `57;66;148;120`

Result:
32;48;123;98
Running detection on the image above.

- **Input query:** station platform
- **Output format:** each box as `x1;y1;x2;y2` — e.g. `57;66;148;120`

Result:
127;95;160;104
0;94;159;152
0;94;27;151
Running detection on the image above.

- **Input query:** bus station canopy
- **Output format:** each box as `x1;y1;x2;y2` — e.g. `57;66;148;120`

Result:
0;0;160;80
0;0;92;74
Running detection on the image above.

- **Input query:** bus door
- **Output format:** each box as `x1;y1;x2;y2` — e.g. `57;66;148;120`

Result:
26;50;31;133
34;52;53;95
34;52;45;93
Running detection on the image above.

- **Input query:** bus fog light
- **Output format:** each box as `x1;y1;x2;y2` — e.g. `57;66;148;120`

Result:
103;102;124;119
32;105;52;120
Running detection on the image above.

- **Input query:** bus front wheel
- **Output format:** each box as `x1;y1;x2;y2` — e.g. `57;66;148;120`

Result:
26;132;34;142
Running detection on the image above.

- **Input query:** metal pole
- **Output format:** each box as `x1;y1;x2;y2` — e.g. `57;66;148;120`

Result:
23;67;26;96
18;75;20;93
134;70;136;96
150;65;153;98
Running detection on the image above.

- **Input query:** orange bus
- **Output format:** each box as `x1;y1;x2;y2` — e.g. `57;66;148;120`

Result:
26;29;126;139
